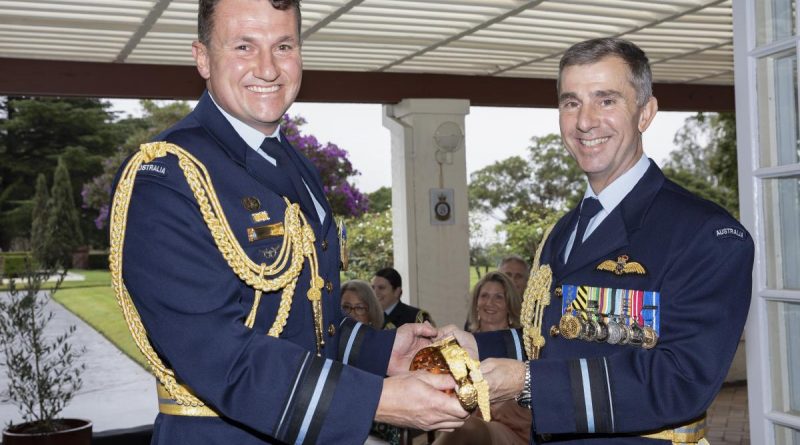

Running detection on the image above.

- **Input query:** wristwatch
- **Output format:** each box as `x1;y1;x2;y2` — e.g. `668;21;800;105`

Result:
515;360;532;409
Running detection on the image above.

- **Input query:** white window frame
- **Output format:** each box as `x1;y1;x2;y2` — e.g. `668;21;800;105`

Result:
734;0;800;442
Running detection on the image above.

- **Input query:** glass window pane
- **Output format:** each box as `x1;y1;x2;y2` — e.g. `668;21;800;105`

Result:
758;50;800;167
756;0;796;45
763;177;800;290
769;301;800;416
774;424;800;444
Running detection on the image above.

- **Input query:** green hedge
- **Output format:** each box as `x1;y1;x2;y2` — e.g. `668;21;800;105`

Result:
88;251;109;270
0;252;35;278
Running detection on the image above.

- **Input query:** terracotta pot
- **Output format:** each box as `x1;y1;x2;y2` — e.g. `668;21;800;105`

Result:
2;419;92;445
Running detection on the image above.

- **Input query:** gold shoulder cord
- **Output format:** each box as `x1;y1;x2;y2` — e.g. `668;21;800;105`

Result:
109;142;325;408
520;225;555;360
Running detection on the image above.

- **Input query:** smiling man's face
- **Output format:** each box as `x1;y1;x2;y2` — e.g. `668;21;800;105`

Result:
558;55;657;193
193;0;302;135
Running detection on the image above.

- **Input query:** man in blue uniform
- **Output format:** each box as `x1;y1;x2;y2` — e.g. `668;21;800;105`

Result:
110;0;468;444
448;38;754;444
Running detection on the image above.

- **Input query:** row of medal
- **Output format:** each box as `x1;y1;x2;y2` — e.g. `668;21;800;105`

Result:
553;312;659;349
552;285;661;350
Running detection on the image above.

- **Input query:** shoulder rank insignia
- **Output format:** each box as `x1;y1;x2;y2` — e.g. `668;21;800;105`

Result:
597;255;646;276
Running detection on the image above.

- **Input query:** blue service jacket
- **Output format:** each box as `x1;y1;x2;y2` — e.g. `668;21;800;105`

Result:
476;161;754;444
116;91;395;444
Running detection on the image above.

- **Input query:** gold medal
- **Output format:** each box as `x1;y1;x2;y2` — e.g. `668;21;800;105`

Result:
642;326;658;349
559;313;581;340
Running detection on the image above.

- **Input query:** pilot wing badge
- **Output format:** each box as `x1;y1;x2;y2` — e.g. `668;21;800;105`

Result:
596;254;646;276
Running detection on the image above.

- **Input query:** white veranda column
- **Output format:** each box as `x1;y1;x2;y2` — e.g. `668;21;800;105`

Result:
382;99;471;327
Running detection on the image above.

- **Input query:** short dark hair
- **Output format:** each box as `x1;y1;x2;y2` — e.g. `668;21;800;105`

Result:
198;0;302;46
558;38;652;107
374;267;402;290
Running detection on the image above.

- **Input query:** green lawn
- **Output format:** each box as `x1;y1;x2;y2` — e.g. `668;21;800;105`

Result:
51;270;148;369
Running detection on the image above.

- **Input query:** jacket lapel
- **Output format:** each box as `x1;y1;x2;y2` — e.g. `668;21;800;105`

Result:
554;160;666;279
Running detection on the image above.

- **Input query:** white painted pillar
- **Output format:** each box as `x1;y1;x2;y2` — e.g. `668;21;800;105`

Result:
382;99;471;327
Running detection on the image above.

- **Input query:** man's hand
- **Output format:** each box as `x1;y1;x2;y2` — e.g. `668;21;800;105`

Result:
436;324;478;361
375;371;469;430
387;322;437;376
481;358;526;403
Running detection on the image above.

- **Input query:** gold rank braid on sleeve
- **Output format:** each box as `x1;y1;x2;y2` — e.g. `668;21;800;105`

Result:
109;141;326;408
521;225;554;360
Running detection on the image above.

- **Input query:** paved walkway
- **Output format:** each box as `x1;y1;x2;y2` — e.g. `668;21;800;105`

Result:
707;382;750;444
0;294;157;431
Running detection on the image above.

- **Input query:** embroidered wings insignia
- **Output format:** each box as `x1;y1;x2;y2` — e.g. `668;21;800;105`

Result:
596;255;646;276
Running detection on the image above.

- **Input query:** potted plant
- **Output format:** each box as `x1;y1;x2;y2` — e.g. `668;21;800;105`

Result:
0;260;90;444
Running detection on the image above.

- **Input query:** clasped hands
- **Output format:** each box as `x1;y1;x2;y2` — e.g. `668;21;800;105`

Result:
376;323;525;431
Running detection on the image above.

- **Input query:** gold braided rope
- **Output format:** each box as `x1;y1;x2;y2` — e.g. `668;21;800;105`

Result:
437;337;492;422
521;225;554;360
109;141;324;407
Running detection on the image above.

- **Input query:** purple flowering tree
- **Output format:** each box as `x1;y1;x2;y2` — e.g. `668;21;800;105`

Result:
280;114;369;217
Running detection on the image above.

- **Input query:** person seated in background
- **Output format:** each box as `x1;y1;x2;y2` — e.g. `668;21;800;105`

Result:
497;254;530;297
434;272;530;445
372;267;434;328
341;280;384;329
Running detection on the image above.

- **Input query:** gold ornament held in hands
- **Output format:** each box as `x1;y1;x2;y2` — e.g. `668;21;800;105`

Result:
410;336;491;421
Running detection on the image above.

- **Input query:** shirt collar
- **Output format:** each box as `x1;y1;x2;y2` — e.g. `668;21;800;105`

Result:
208;92;280;150
584;153;650;212
384;301;399;315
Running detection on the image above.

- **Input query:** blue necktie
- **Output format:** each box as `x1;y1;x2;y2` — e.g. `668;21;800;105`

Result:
259;137;316;218
573;197;603;247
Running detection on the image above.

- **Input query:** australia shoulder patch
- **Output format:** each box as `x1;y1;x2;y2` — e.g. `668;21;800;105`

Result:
138;161;168;178
714;227;745;241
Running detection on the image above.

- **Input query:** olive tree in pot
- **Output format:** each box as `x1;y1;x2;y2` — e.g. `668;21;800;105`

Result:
0;261;90;444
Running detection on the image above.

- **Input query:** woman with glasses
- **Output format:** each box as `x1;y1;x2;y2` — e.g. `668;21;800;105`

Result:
341;280;384;329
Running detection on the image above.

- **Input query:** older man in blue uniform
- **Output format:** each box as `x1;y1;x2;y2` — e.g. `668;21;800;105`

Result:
110;0;468;444
451;38;754;444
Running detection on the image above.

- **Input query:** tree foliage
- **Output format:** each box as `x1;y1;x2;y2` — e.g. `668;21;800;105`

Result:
342;209;393;280
42;157;83;268
367;186;391;213
662;112;739;219
469;133;581;258
0;97;125;249
30;174;49;265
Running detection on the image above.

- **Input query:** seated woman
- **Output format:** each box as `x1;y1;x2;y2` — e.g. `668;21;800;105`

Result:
433;271;531;445
341;279;384;329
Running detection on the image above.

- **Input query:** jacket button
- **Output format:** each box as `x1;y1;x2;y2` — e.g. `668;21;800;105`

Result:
322;239;329;250
554;287;563;298
327;323;336;337
325;281;333;293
